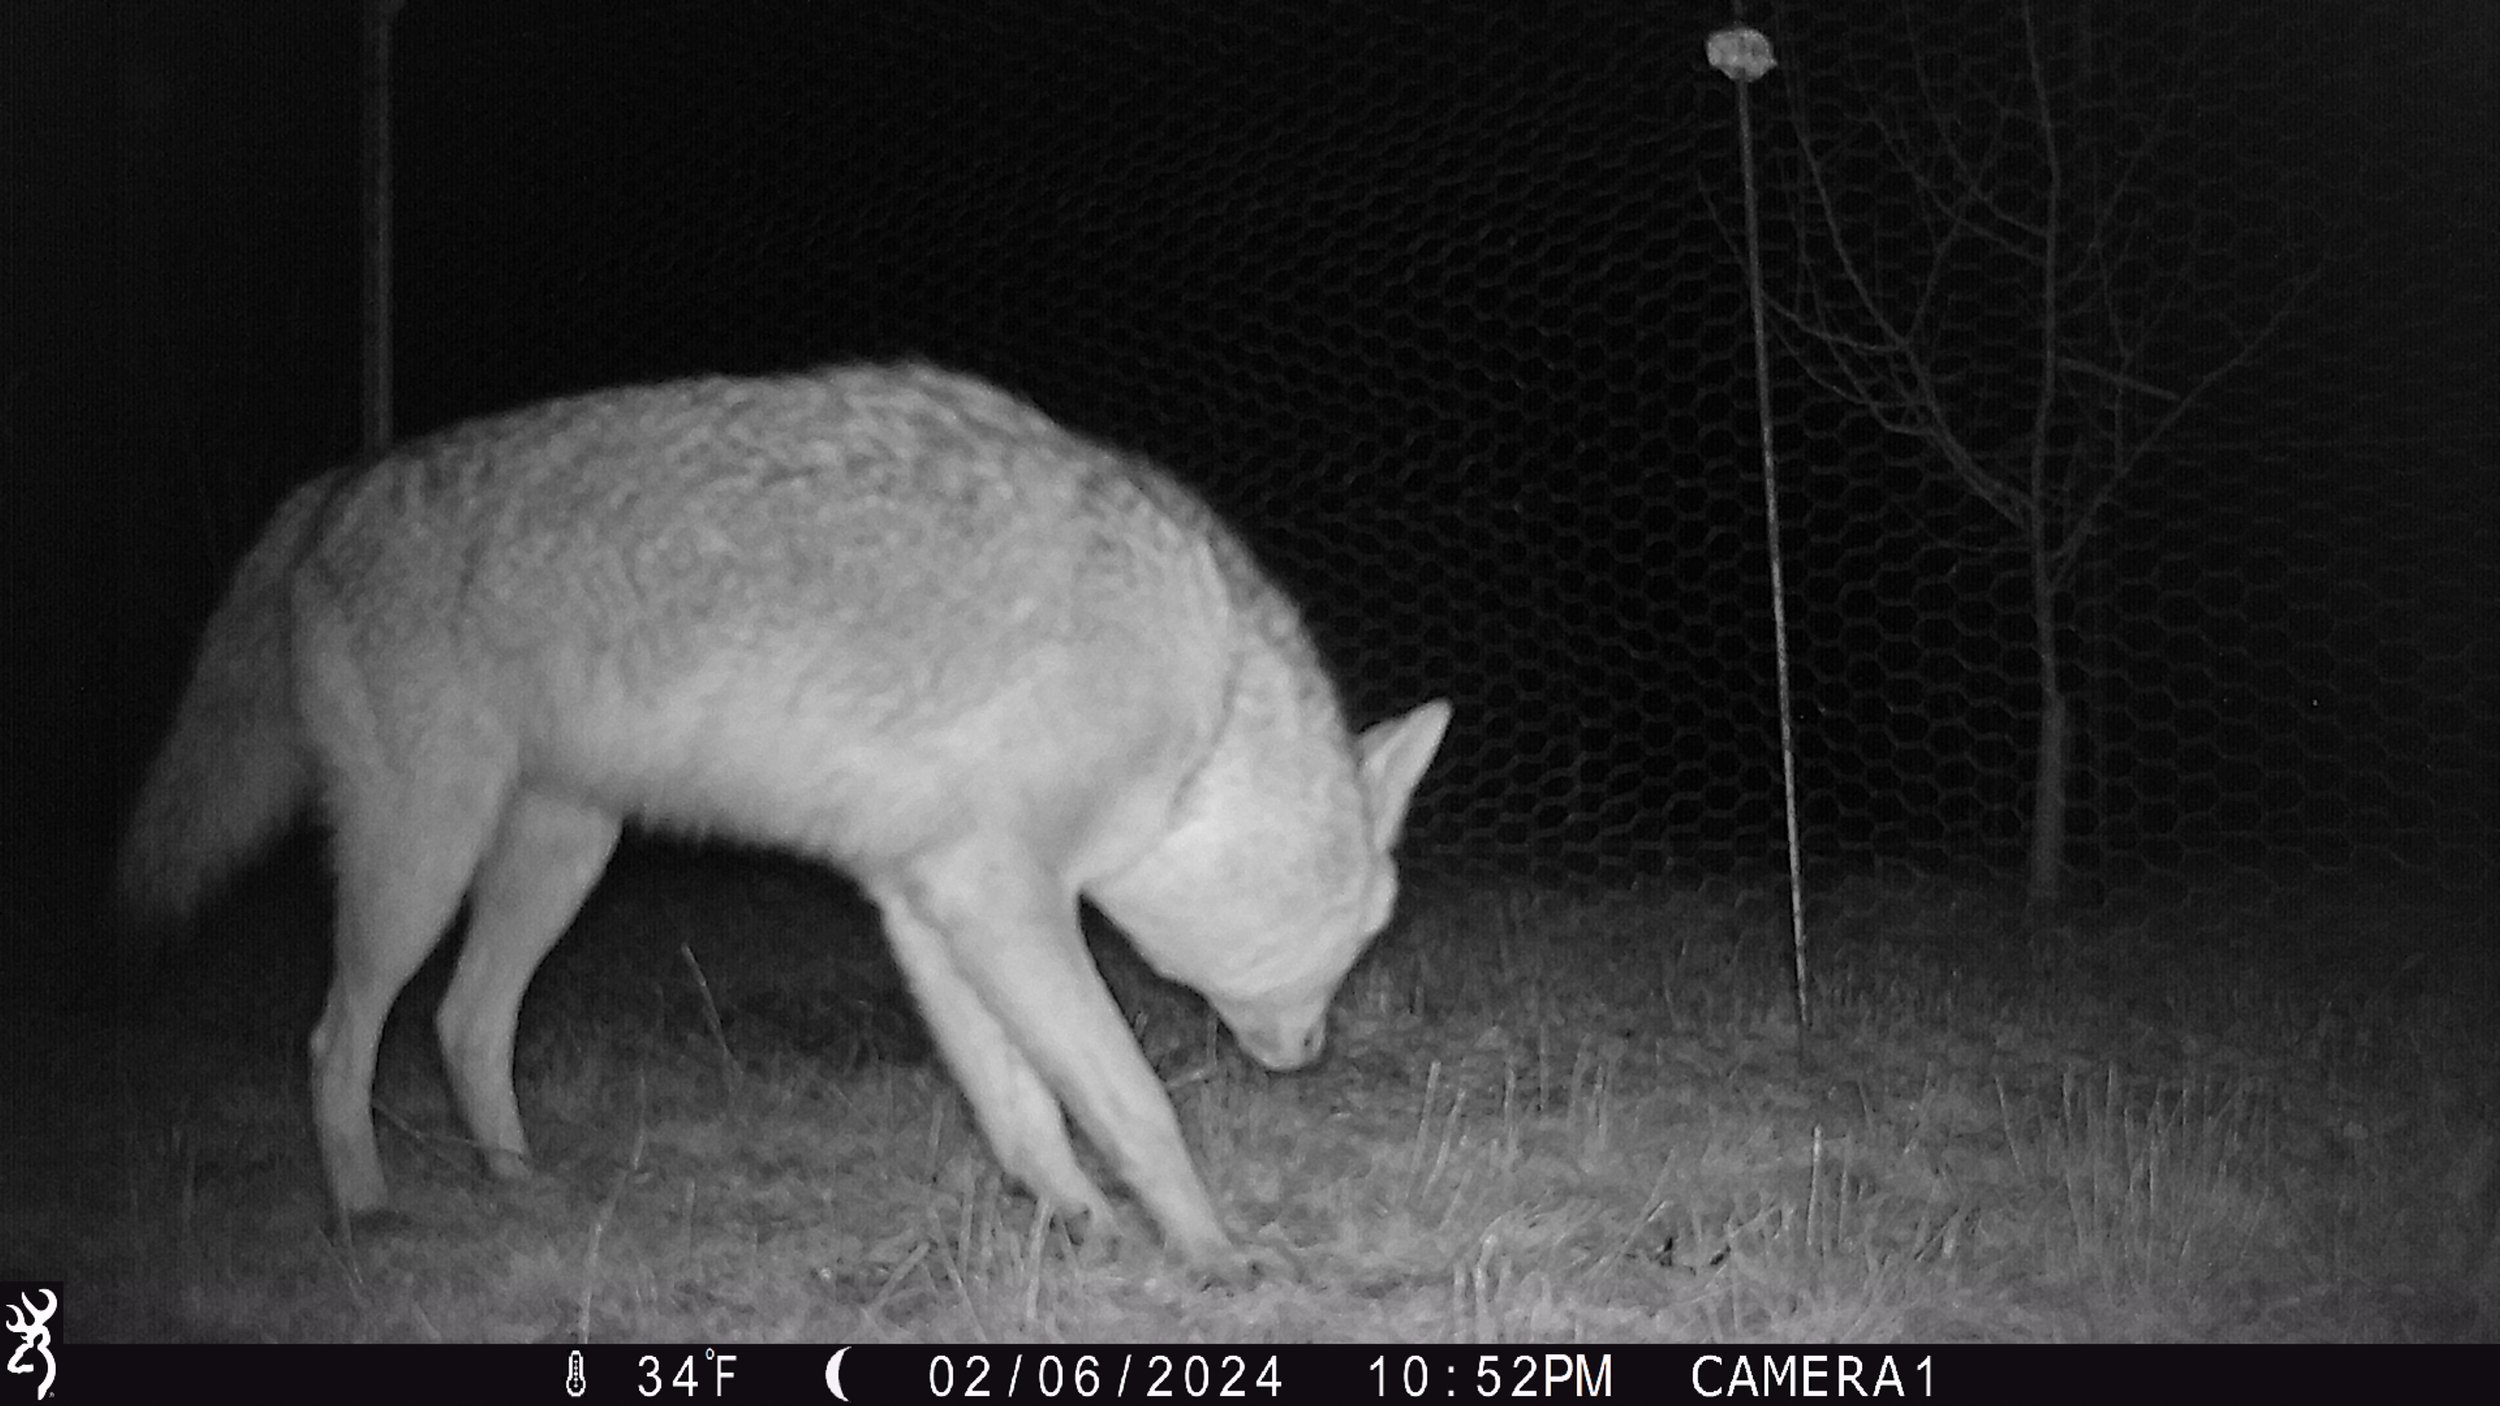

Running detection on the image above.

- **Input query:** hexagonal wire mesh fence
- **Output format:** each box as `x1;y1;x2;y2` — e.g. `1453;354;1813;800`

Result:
381;0;2496;903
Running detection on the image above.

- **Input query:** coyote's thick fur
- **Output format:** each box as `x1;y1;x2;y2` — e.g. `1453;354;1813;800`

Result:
118;363;1451;1277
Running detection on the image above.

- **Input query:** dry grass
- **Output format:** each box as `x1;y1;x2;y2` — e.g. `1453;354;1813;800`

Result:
14;842;2495;1342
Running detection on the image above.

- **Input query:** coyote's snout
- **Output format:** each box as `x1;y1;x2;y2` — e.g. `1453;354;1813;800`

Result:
118;363;1450;1277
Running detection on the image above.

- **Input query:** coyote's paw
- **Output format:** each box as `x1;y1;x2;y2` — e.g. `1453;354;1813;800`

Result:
329;1203;419;1249
1042;1195;1131;1256
1180;1229;1306;1289
480;1145;537;1183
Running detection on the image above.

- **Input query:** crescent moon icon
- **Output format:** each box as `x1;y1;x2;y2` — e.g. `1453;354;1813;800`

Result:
825;1345;850;1401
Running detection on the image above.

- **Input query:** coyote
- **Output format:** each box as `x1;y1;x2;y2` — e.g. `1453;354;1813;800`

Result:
118;363;1451;1278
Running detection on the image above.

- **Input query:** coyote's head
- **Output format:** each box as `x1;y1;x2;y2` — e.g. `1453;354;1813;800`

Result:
1096;697;1451;1070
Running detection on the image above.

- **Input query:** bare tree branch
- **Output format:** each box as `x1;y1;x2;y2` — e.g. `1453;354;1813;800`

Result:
1764;0;2311;912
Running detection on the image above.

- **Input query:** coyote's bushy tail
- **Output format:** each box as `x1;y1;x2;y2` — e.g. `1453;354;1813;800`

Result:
116;478;327;949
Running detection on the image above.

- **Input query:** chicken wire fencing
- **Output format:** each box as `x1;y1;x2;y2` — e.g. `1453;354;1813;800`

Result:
378;0;2498;902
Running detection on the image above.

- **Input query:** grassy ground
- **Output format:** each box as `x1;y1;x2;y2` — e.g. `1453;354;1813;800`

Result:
12;841;2496;1342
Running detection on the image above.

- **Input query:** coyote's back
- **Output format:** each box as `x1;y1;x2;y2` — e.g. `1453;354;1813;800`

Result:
119;363;1451;1278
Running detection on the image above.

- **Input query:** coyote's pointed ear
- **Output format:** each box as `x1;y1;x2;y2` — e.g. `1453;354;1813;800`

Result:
1357;699;1453;849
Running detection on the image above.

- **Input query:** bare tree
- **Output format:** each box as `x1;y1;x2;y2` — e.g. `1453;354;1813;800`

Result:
1761;0;2312;914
